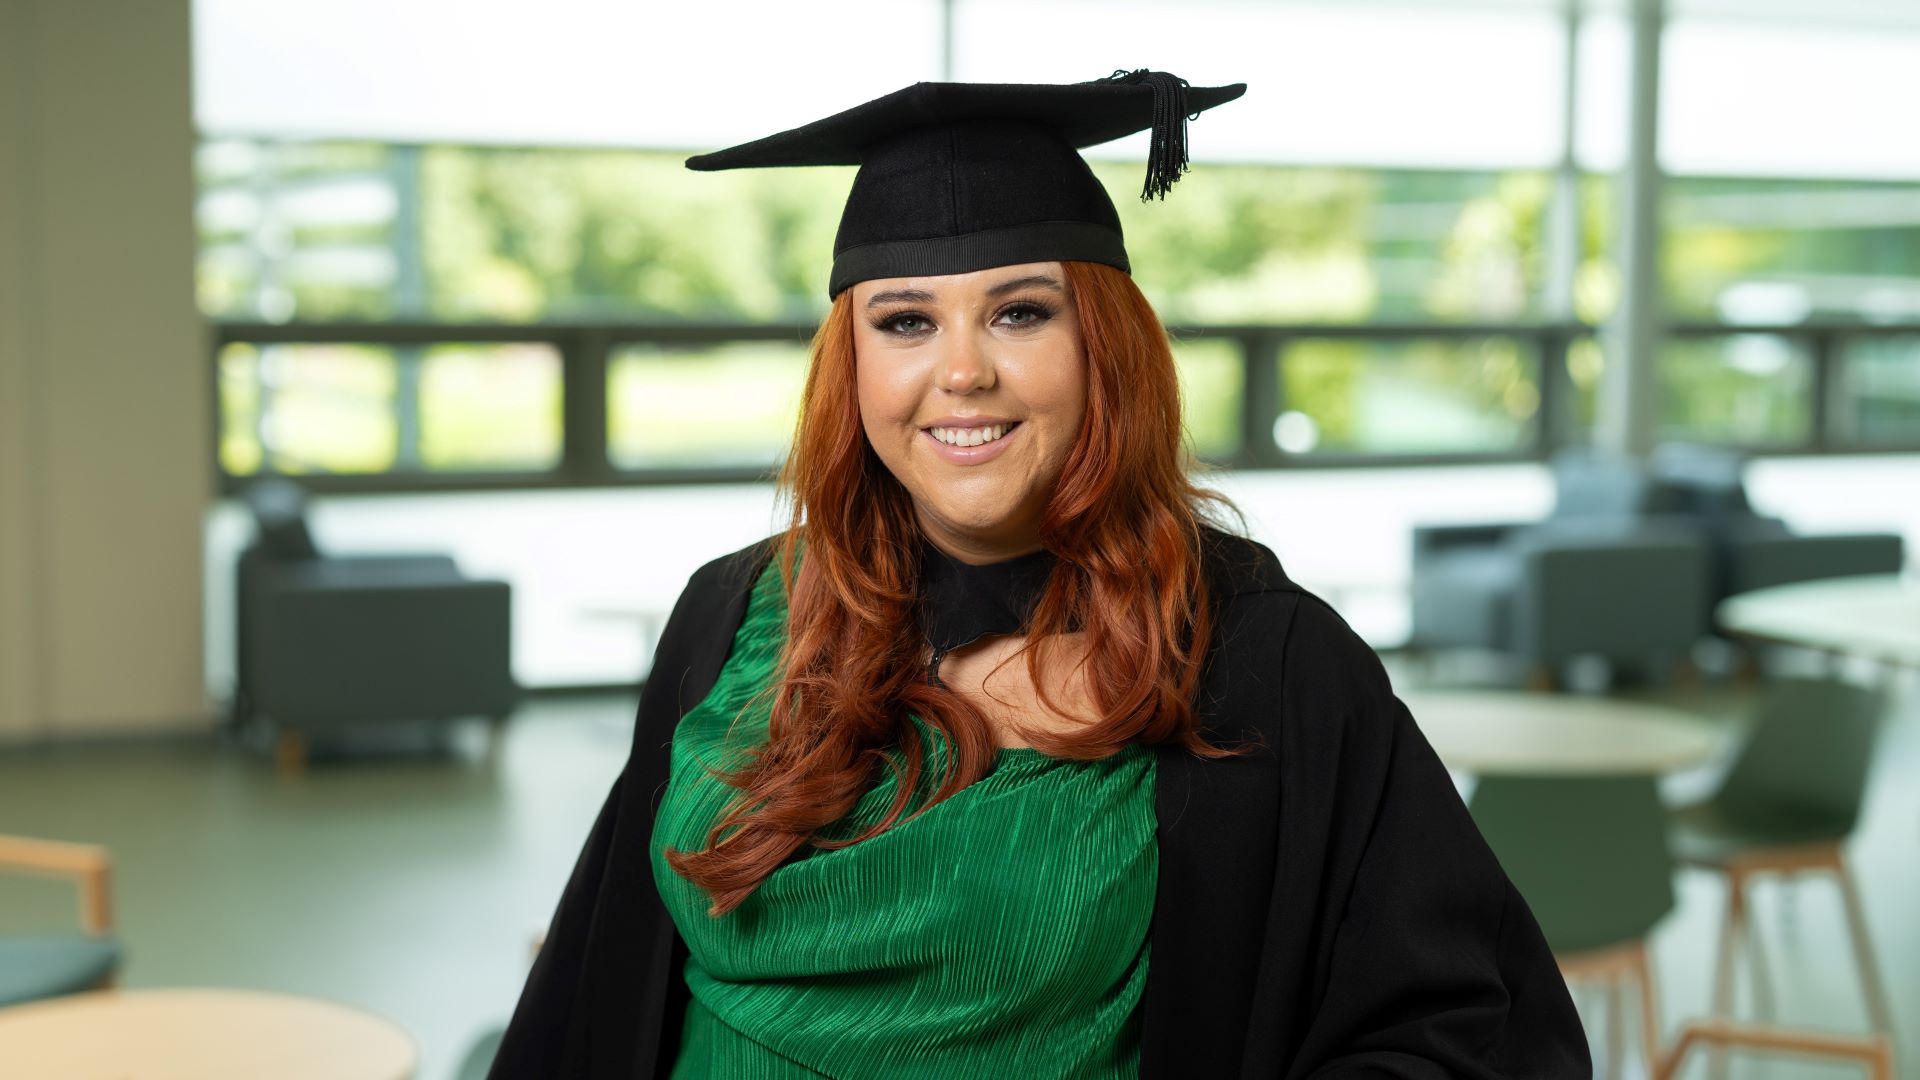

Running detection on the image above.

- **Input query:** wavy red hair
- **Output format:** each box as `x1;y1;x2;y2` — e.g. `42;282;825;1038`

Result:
665;260;1247;915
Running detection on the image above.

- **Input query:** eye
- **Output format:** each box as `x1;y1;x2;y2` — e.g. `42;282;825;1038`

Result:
995;301;1055;329
876;312;933;335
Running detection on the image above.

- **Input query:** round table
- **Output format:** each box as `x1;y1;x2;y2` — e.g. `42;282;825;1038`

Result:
0;988;416;1080
1717;572;1920;670
1401;689;1722;775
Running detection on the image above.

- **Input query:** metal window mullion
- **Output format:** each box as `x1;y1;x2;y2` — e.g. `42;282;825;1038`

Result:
209;317;1920;493
1598;0;1666;460
1809;328;1837;452
256;344;277;473
1535;326;1569;459
390;144;426;317
393;345;423;470
561;328;613;484
1543;0;1583;321
1251;332;1286;468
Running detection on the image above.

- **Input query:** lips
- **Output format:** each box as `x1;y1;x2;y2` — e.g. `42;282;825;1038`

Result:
927;421;1016;448
922;420;1022;465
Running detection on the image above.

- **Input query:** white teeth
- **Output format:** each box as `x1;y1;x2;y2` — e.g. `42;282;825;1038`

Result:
931;423;1011;447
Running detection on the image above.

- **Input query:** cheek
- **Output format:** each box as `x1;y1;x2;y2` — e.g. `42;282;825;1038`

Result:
853;348;918;446
1015;343;1090;447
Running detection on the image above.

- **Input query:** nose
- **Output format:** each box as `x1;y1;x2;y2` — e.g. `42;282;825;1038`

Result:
934;327;996;393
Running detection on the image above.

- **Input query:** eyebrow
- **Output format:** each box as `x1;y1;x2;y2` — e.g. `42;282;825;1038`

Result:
985;274;1065;299
864;274;1066;309
865;288;934;308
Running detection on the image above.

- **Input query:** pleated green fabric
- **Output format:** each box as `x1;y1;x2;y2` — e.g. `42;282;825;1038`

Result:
650;559;1158;1079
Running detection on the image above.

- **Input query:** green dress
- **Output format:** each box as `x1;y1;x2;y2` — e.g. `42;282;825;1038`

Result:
650;560;1158;1079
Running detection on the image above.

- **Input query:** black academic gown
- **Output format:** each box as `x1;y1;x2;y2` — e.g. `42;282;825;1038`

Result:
489;527;1592;1079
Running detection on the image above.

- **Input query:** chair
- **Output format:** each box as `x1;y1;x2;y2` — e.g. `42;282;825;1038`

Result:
1648;444;1906;620
1411;449;1712;687
1470;774;1675;1078
0;834;121;1007
1410;445;1905;687
1470;766;1898;1080
1668;676;1896;1061
234;478;519;773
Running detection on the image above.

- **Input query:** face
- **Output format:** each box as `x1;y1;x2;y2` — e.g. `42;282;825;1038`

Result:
851;261;1088;564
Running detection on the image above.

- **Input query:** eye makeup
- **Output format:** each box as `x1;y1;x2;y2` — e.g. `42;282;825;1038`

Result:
866;297;1059;336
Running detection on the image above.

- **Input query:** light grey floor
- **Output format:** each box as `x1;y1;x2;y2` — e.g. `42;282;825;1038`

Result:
1;662;1914;1080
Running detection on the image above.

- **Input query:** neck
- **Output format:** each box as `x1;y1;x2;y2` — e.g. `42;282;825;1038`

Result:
915;533;1060;686
916;510;1045;566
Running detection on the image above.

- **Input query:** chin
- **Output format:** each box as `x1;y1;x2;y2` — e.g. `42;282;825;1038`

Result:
919;497;1039;543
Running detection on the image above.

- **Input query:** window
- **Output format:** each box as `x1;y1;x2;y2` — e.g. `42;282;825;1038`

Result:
607;342;809;472
1837;335;1920;446
1660;334;1812;448
1276;336;1540;457
1171;337;1242;461
1665;178;1920;324
195;2;1920;489
218;341;562;476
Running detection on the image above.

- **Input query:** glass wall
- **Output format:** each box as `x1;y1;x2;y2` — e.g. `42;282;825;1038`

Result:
1277;336;1541;457
196;1;1920;486
216;340;563;475
606;343;810;471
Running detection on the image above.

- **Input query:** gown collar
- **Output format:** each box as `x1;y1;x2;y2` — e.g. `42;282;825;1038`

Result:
916;539;1058;687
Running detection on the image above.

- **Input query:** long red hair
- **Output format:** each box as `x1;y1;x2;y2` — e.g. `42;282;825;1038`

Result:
665;260;1248;915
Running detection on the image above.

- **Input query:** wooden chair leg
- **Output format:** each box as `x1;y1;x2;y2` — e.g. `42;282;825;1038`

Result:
1743;884;1776;1021
1634;942;1662;1080
1656;1021;1893;1080
1781;872;1801;936
1606;977;1626;1080
274;726;308;778
1833;857;1898;1045
1709;869;1747;1080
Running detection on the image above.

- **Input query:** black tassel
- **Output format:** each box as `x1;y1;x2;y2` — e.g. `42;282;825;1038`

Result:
1093;68;1197;201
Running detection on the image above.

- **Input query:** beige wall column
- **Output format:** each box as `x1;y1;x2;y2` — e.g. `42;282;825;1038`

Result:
0;0;210;740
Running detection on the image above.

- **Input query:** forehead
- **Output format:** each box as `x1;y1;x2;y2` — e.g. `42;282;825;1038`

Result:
851;262;1066;305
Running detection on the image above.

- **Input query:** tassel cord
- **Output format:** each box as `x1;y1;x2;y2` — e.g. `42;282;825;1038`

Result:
1093;68;1197;201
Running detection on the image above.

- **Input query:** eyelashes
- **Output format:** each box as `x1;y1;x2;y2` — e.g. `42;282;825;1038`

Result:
872;311;933;335
868;299;1059;336
997;300;1059;328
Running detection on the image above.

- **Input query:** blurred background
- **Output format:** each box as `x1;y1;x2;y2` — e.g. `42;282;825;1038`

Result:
2;0;1917;1077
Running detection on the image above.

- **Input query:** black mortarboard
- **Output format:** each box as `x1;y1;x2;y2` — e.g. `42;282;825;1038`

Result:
686;70;1246;297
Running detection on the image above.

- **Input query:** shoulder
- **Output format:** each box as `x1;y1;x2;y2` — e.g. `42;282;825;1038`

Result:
1196;522;1299;600
638;533;787;731
1194;523;1393;719
651;533;786;680
1196;522;1348;652
676;533;785;610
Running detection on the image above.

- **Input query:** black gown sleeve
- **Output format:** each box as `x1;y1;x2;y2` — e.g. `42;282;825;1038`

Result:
1273;596;1591;1079
487;539;774;1080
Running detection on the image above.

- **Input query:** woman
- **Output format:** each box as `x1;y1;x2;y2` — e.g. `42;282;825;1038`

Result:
492;72;1590;1079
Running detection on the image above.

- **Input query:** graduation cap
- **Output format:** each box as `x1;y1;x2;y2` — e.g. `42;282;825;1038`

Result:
686;70;1247;297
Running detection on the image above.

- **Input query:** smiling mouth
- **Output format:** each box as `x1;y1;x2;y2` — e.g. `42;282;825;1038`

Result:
926;421;1020;448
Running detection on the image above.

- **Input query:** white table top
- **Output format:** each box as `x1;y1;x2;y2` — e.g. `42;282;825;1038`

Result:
1717;573;1920;668
1401;689;1723;775
0;987;416;1080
